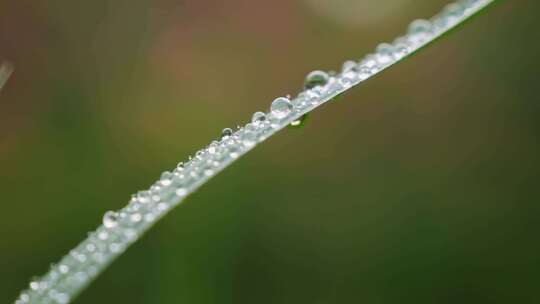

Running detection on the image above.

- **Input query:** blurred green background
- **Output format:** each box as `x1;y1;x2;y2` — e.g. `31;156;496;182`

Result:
1;0;539;303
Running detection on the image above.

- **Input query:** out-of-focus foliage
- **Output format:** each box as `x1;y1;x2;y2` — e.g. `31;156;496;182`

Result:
1;0;539;303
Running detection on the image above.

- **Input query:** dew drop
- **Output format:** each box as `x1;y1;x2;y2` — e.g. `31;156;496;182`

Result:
86;243;96;252
109;243;121;253
130;213;142;223
443;3;464;20
251;111;267;126
176;187;187;197
136;191;151;204
144;213;156;222
304;70;329;89
160;171;173;186
361;54;378;69
375;43;395;65
59;264;69;274
124;228;137;240
407;19;432;44
340;71;357;87
150;184;162;194
393;43;409;59
357;66;371;80
98;231;109;240
270;97;293;119
157;202;168;211
241;131;257;147
229;145;240;158
56;293;70;304
207;142;218;154
103;211;118;229
29;279;40;291
221;128;233;140
342;60;358;73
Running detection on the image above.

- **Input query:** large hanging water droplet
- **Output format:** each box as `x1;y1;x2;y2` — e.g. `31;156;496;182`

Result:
103;211;118;229
221;128;233;140
270;97;293;119
251;111;266;127
289;114;309;128
304;70;329;89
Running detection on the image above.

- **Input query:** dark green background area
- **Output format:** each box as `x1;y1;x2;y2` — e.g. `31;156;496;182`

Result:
1;0;539;303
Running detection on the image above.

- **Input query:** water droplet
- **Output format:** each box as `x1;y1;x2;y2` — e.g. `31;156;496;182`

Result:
241;131;257;147
130;213;142;223
270;97;293;119
124;228;137;240
375;43;395;65
176;187;187;197
59;264;69;274
221;128;233;140
75;252;87;263
157;202;168;211
251;111;267;126
229;145;240;158
361;54;378;69
103;211;118;229
20;294;29;302
56;293;70;304
340;71;357;87
30;279;40;291
98;231;108;240
109;243;121;253
290;114;309;128
150;184;162;194
393;43;409;59
144;213;156;222
136;191;151;204
86;243;96;252
407;19;432;44
342;60;357;73
443;3;464;20
207;141;221;154
357;66;371;80
160;171;173;186
304;70;329;89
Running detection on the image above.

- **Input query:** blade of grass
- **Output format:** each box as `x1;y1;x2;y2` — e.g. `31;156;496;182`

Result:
15;0;497;303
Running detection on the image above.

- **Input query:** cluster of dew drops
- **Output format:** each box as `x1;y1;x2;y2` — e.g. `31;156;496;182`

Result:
15;1;488;303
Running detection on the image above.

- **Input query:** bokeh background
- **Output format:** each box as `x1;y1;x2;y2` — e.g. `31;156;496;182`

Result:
1;0;539;303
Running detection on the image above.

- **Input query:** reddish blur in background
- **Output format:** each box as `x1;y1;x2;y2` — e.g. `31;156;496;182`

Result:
1;0;539;303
